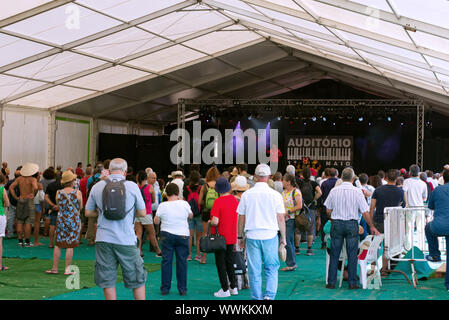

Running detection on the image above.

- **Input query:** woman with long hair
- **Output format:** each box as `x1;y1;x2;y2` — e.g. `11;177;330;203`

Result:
198;166;220;264
183;171;203;261
135;170;161;257
281;174;302;271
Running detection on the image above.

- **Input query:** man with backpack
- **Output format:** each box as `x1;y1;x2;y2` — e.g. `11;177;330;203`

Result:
85;158;147;300
297;168;322;256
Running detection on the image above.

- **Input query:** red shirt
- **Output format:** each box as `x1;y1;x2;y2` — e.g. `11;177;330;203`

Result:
211;194;239;245
76;167;84;178
79;175;90;206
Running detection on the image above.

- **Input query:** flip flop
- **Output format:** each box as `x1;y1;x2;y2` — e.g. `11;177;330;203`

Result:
45;269;58;274
48;245;54;248
64;271;76;275
0;266;9;271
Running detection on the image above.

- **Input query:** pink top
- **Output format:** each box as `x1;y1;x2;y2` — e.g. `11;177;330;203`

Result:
139;184;153;215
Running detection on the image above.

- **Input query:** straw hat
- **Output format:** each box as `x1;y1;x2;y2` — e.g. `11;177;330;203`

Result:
20;163;39;177
231;175;250;192
168;170;185;179
61;170;77;185
230;167;239;176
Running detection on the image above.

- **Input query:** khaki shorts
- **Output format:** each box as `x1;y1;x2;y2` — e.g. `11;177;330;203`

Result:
135;215;153;225
16;199;35;225
95;242;147;289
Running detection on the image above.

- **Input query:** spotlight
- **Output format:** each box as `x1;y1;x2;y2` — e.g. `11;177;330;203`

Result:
332;122;336;126
369;122;372;126
387;116;392;122
248;115;252;120
401;122;404;126
312;116;317;121
322;117;327;122
358;117;363;122
304;122;307;126
277;116;281;121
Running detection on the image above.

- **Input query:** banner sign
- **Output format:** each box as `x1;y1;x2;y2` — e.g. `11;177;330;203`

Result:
286;136;353;167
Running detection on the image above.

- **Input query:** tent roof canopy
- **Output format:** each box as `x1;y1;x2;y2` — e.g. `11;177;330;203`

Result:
2;0;449;122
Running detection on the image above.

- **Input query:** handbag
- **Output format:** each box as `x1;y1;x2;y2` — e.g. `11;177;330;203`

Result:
291;190;312;232
199;222;226;253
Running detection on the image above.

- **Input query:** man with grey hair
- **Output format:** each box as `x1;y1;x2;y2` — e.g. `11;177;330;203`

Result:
324;167;379;289
403;164;428;251
237;163;286;300
85;158;147;300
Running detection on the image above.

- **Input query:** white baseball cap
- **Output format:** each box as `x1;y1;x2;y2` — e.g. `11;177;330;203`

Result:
255;163;271;177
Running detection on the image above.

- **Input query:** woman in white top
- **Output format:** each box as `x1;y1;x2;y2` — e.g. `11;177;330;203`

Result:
154;183;193;296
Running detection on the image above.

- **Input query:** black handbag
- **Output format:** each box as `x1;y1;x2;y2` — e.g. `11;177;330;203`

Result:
199;222;226;253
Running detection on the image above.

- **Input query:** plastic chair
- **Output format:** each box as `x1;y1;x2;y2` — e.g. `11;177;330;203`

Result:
358;234;384;289
325;235;347;288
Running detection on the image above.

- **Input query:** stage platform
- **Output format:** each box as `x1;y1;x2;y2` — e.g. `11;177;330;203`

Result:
0;237;447;300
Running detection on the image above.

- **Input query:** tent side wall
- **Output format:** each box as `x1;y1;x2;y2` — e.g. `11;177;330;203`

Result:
1;108;49;177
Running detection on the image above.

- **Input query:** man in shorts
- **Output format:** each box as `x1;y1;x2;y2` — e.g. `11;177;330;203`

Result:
9;163;39;247
85;158;147;300
44;177;62;248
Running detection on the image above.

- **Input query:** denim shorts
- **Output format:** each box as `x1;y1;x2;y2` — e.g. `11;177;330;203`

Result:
95;242;147;289
188;215;203;232
47;210;58;226
34;204;42;213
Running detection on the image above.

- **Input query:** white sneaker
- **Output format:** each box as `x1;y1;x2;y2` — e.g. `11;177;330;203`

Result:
230;287;238;296
214;289;231;298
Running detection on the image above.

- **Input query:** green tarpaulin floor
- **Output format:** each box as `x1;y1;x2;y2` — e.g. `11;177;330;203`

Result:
0;236;448;300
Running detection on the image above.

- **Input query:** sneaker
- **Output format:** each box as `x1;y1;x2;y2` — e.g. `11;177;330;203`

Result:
187;255;192;261
155;252;162;258
295;247;300;255
214;289;231;298
24;242;34;247
425;255;442;262
230;288;238;296
18;241;24;246
306;249;314;256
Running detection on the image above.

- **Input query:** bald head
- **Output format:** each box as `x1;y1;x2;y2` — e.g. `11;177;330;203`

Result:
109;158;127;174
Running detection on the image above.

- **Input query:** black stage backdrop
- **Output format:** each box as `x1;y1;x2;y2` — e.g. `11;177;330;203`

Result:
98;133;176;177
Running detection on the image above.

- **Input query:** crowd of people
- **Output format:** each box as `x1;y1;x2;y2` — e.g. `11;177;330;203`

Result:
0;159;448;299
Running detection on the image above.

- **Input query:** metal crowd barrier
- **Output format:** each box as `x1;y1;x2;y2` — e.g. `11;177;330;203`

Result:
383;206;445;288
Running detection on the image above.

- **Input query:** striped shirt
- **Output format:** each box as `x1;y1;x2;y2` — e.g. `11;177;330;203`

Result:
324;182;369;221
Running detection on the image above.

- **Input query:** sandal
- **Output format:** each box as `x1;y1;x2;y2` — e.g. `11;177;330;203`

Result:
280;266;297;271
64;271;76;275
0;266;9;271
45;269;58;274
48;245;54;249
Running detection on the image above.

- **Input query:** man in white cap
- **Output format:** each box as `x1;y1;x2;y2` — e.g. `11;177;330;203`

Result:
237;163;286;300
168;171;185;199
9;163;39;247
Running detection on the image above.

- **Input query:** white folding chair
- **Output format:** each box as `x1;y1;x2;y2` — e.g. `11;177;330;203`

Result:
325;235;347;288
358;234;384;289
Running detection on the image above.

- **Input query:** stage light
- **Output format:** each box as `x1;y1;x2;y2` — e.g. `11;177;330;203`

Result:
387;116;392;122
358;117;363;122
248;115;252;120
322;117;327;122
369;122;372;126
312;116;317;121
277;116;281;120
332;122;336;126
304;122;307;126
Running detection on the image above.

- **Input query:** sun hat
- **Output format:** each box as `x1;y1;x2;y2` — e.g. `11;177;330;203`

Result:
254;163;271;177
232;175;250;192
168;170;185;179
230;167;239;176
215;176;231;194
61;170;77;185
20;163;39;177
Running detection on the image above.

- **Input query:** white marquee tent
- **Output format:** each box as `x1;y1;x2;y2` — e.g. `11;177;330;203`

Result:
1;0;449;172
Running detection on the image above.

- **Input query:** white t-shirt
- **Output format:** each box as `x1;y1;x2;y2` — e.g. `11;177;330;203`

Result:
403;177;428;207
439;177;445;186
381;179;388;185
237;182;285;240
156;200;191;236
170;178;184;200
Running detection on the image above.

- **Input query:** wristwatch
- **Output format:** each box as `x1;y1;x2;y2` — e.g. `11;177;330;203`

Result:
238;236;243;239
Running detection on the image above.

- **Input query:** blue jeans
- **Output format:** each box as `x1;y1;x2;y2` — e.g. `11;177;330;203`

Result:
328;220;359;286
285;219;297;267
246;235;280;300
425;223;449;289
160;231;189;294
